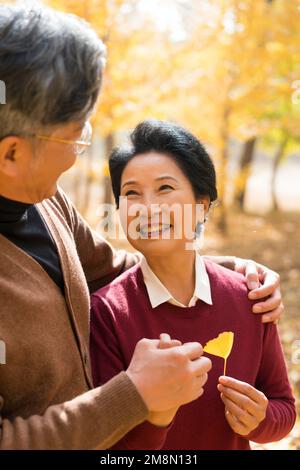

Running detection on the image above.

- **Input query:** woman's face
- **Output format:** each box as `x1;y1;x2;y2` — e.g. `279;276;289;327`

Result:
119;151;210;257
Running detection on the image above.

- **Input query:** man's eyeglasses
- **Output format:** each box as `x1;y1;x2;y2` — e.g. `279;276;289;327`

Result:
25;121;93;156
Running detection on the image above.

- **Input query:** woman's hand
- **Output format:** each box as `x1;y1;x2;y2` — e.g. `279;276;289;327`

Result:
217;376;268;436
234;258;284;324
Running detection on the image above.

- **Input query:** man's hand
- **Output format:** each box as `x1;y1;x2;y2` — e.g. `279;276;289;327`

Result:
234;258;284;324
217;376;268;436
126;336;212;415
147;334;181;427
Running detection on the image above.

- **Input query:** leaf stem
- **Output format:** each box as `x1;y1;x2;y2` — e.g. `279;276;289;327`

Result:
223;358;227;376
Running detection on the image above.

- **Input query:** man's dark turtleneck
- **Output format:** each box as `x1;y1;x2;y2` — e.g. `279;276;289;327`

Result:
0;195;64;292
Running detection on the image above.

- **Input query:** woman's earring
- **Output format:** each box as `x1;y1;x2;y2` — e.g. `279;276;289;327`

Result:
194;216;207;250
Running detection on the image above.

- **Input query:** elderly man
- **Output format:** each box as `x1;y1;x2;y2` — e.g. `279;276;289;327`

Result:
0;4;283;449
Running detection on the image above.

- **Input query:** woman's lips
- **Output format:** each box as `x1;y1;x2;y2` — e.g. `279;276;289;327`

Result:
139;223;173;238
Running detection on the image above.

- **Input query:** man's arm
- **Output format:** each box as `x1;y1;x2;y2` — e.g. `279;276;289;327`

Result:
0;321;209;451
90;296;211;450
90;295;171;450
0;373;148;450
204;255;283;323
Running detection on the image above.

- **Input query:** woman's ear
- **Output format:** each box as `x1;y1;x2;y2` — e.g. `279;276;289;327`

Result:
196;195;211;222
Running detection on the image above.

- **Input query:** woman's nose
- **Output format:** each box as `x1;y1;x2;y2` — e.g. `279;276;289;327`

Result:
142;194;161;212
138;195;162;222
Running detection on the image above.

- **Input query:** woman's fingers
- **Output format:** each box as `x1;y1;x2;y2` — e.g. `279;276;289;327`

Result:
224;409;249;436
221;394;257;428
219;376;267;406
218;377;268;428
219;376;259;400
218;384;259;416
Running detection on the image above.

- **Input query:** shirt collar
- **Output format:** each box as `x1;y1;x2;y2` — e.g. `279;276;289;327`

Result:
140;252;213;309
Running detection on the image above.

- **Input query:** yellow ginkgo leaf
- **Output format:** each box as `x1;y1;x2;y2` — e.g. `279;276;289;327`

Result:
203;331;234;375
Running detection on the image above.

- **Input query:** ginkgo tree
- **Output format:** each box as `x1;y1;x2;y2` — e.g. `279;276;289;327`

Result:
46;0;299;221
47;0;181;209
163;0;282;228
258;0;300;211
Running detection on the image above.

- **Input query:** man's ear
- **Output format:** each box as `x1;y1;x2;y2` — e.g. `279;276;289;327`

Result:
0;136;21;177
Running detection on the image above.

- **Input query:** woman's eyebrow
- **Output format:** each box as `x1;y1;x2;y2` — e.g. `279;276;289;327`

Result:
121;180;138;189
121;175;178;189
155;176;178;182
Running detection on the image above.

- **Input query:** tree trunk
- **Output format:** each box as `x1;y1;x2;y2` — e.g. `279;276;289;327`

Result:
216;107;230;234
233;137;256;210
271;137;288;212
217;140;228;233
103;133;114;206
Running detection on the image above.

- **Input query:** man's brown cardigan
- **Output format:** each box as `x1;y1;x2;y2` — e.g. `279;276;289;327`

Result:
0;188;148;449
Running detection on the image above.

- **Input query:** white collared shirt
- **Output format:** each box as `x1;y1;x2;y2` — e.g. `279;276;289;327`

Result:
140;253;213;308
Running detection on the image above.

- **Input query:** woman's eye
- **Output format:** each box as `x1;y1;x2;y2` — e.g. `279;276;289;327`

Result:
159;184;174;191
124;190;139;197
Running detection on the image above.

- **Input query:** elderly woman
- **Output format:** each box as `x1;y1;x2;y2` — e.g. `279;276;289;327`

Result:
90;120;296;450
0;3;283;450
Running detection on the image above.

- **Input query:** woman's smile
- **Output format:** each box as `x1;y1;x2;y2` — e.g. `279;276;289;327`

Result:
139;222;173;238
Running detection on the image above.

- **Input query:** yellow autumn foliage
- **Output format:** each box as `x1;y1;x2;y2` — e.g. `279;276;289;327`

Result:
204;331;234;375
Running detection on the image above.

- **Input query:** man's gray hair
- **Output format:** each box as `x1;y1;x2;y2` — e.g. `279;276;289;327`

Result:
0;2;106;139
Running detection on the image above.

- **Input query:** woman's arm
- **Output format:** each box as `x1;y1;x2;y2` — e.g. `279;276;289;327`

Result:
217;323;296;443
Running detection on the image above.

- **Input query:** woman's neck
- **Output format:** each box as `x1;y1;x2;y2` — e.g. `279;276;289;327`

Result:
145;249;196;306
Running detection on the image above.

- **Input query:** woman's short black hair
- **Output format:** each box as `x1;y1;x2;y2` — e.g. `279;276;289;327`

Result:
109;119;218;208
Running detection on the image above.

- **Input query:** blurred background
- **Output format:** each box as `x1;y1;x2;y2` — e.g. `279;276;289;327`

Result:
24;0;300;448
